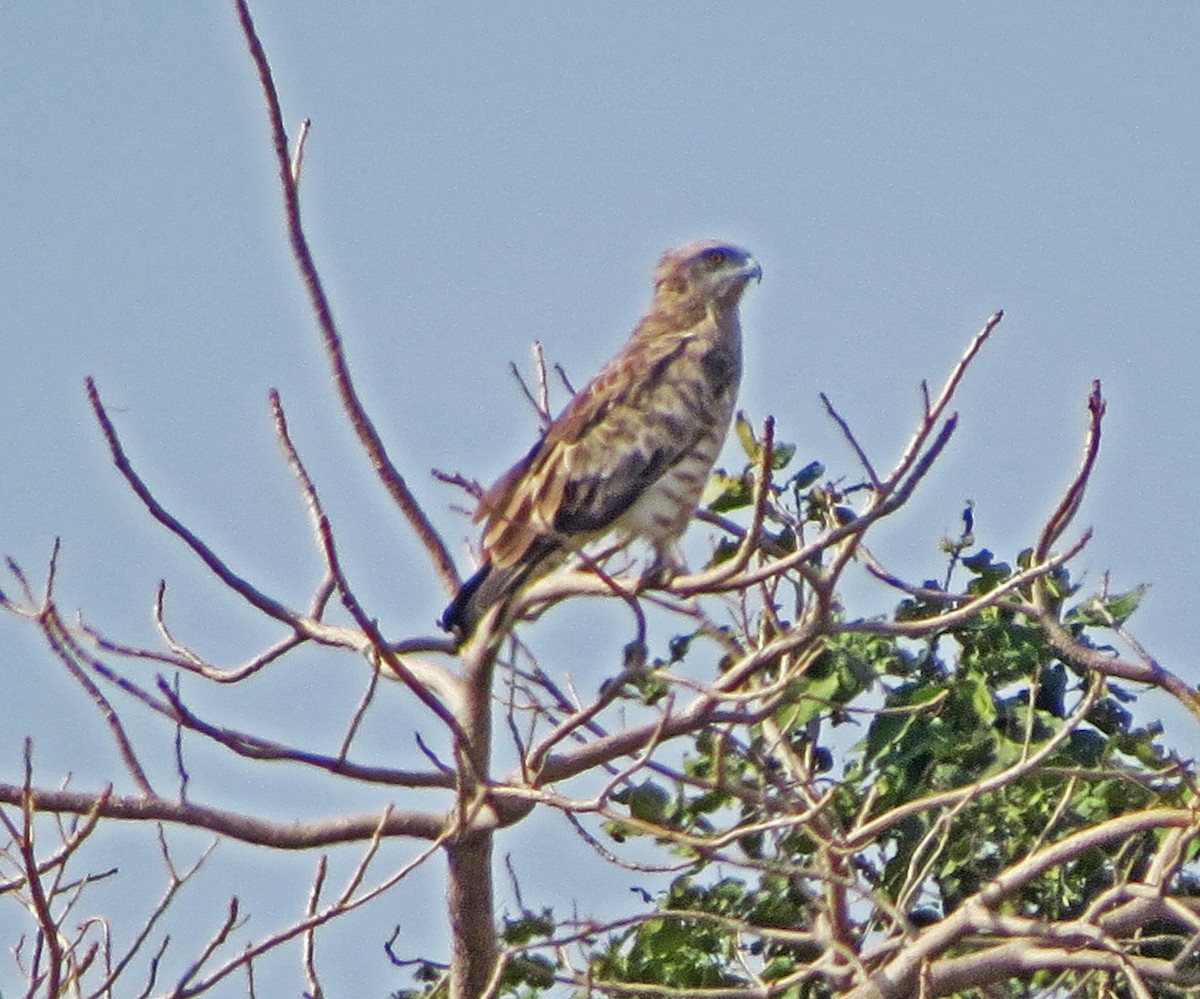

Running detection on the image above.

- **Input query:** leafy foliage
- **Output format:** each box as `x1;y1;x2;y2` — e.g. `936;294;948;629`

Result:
550;426;1200;999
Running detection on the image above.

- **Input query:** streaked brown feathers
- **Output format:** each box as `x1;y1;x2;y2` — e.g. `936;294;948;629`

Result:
441;239;761;641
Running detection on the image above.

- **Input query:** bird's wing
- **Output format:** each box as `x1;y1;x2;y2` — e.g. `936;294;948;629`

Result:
479;334;708;568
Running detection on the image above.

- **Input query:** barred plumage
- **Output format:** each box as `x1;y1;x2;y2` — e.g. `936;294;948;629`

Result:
441;240;761;641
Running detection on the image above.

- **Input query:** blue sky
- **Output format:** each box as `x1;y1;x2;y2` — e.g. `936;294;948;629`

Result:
2;4;1198;992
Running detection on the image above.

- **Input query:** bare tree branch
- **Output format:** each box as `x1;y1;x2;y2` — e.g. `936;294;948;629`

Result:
231;0;460;598
0;783;447;848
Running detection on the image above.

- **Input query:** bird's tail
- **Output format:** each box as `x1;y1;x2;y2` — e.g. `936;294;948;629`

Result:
440;561;518;641
440;541;563;642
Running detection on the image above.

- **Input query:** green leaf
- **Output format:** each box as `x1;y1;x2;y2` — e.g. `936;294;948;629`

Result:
863;710;919;768
626;781;670;824
1067;584;1149;627
961;548;1012;591
789;460;824;491
733;411;797;470
668;632;696;662
501;910;555;945
704;471;752;512
769;441;797;470
1066;729;1107;767
501;954;556;990
734;411;758;460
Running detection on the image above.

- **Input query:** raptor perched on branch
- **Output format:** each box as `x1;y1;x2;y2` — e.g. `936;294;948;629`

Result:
442;239;761;641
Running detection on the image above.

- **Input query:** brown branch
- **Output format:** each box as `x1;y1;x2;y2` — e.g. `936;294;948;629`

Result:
516;648;788;794
302;856;327;998
524;649;652;779
232;0;460;597
37;588;154;795
431;468;484;502
786;315;1002;603
17;742;63;997
92;830;215;995
1;781;447;848
268;388;468;735
0;788;111;895
1024;380;1200;723
79;580;446;685
18;594;455;794
553;362;576;396
1029;597;1200;724
174;895;242;995
446;826;498;999
891;309;1003;485
927;940;1179;998
80;594;312;683
821;392;879;488
338;657;383;760
1035;379;1105;562
708;413;960;596
155;677;455;789
693;507;747;538
436;634;503;994
85;377;303;628
844;531;1091;638
179;816;449;996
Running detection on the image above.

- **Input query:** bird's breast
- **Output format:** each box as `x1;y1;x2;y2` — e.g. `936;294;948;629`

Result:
618;431;725;542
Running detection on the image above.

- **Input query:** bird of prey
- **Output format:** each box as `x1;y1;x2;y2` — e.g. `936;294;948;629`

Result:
441;239;761;641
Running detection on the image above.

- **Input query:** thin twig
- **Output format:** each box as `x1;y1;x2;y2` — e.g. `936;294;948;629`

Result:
532;341;551;422
172;673;189;801
92;829;215;995
81;605;311;684
268;389;467;735
19;741;64;998
1035;379;1104;562
290;117;311;185
86;377;303;628
892;310;1003;484
302;856;327;999
232;0;460;596
821;393;879;488
155;676;453;788
554;363;576;396
174;896;241;993
180;821;451;995
338;657;382;761
509;341;553;428
37;593;154;796
431;468;484;501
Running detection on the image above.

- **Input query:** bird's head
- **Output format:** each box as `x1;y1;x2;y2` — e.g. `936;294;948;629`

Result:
652;240;762;313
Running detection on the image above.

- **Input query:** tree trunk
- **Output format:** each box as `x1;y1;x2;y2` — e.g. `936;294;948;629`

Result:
446;830;498;999
447;638;500;998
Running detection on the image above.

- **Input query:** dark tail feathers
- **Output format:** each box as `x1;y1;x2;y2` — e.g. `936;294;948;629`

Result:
440;561;518;642
441;540;565;642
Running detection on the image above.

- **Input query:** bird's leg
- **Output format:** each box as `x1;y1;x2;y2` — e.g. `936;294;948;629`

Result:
639;541;686;590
